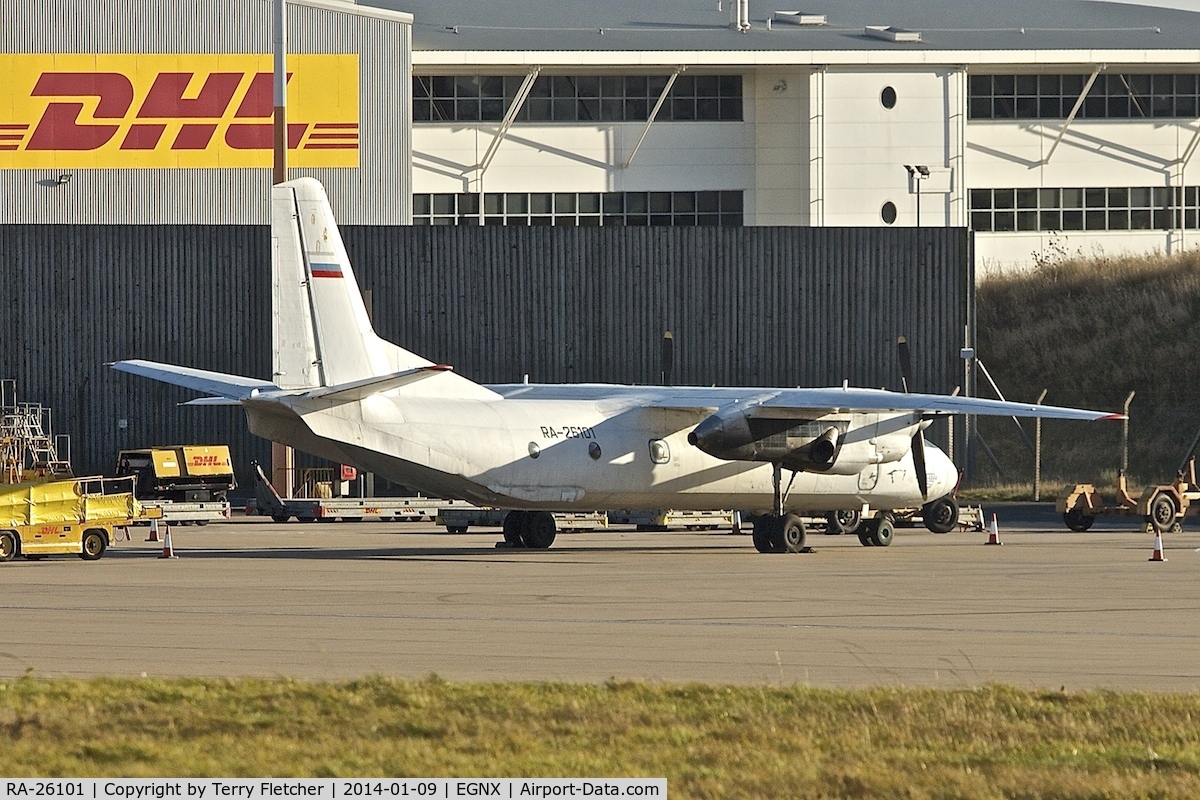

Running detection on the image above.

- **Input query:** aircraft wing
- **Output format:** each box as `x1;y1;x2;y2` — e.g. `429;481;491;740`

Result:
110;359;278;400
685;387;1123;421
633;386;1119;421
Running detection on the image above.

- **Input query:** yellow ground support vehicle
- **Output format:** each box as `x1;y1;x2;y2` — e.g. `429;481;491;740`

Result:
116;445;236;501
0;475;157;562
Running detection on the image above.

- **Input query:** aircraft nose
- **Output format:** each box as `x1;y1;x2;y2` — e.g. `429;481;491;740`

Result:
928;443;958;498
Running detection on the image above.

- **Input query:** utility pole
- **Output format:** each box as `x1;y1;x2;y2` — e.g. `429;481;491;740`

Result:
270;0;294;497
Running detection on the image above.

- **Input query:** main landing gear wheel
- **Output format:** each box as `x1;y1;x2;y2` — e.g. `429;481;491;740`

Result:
922;496;959;534
780;514;806;553
752;514;806;553
502;512;525;547
500;511;558;549
826;509;862;535
858;513;896;547
751;515;785;553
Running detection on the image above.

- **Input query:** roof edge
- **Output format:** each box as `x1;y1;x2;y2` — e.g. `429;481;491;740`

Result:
412;48;1200;68
294;0;413;25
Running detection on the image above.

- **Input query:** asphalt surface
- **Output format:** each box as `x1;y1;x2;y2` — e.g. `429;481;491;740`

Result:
2;504;1197;691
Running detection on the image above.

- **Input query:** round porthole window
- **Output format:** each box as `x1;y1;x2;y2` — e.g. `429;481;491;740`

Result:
528;442;541;459
881;201;897;224
881;86;897;109
588;442;602;460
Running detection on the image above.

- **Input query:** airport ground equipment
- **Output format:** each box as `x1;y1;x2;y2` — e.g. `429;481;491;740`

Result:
251;462;459;522
437;507;608;535
1058;459;1198;533
1;380;72;484
115;445;236;502
607;509;735;531
0;475;160;562
137;499;231;526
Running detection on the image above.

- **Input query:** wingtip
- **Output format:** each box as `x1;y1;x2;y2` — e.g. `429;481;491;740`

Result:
1100;413;1128;421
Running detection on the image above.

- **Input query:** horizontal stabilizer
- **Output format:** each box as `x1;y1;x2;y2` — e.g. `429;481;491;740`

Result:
111;360;278;400
181;397;244;407
303;365;456;403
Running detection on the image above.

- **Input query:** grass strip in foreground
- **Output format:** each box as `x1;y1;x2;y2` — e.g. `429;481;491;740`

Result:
2;677;1199;798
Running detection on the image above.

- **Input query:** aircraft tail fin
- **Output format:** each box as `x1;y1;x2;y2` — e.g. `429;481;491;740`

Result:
272;178;497;400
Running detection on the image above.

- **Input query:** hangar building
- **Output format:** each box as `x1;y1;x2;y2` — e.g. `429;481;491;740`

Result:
387;0;1200;270
7;0;1200;260
6;0;1195;477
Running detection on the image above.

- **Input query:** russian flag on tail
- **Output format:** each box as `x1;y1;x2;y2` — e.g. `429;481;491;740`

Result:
310;262;342;278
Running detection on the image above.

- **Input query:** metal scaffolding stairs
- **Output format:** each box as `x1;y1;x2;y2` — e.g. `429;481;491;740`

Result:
1;380;73;483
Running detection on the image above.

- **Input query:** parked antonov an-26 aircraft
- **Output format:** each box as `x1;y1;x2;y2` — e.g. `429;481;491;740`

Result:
114;179;1121;553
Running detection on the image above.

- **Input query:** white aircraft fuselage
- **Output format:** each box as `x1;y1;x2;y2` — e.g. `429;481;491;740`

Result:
113;177;1118;532
242;384;954;513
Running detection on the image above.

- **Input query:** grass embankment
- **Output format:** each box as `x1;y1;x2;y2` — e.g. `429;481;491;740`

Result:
3;677;1200;797
971;250;1200;496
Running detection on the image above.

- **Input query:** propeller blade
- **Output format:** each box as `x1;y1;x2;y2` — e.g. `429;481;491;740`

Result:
912;429;929;499
897;335;913;393
661;331;674;386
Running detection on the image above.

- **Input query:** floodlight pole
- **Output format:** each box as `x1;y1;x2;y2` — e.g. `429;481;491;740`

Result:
271;0;294;497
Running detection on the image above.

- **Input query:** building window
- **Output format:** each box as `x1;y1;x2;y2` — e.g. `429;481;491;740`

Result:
969;186;1193;232
969;73;1200;119
413;190;744;226
881;201;897;224
413;74;743;123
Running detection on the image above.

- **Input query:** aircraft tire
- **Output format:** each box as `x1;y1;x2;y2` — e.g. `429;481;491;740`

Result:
520;512;557;549
826;509;862;535
751;516;772;552
502;512;525;547
922;496;958;534
857;519;878;546
781;514;806;553
751;515;786;553
869;513;895;547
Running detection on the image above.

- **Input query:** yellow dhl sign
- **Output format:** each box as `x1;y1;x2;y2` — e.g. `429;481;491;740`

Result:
0;54;359;169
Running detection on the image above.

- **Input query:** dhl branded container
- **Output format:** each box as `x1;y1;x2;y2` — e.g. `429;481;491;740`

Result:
0;476;157;562
116;446;236;502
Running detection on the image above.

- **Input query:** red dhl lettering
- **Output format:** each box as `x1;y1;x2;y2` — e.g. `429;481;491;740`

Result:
19;70;357;153
190;455;224;467
0;54;358;167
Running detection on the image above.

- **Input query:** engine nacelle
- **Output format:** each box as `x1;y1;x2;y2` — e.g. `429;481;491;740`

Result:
687;411;864;473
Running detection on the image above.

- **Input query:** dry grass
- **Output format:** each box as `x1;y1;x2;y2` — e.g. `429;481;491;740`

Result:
2;677;1200;798
972;249;1200;488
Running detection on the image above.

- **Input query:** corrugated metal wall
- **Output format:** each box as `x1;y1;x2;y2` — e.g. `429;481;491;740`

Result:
2;224;969;486
1;0;411;225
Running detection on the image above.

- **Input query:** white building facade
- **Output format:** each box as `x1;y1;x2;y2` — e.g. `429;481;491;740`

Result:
392;0;1200;270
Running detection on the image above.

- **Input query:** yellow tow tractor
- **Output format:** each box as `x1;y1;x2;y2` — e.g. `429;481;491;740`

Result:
0;475;160;562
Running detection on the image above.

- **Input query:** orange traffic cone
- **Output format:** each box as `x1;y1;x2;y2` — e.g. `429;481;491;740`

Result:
986;513;1002;545
1149;530;1166;562
146;518;161;542
159;525;178;559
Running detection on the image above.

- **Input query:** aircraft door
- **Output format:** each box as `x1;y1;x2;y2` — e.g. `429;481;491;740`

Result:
856;418;881;491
